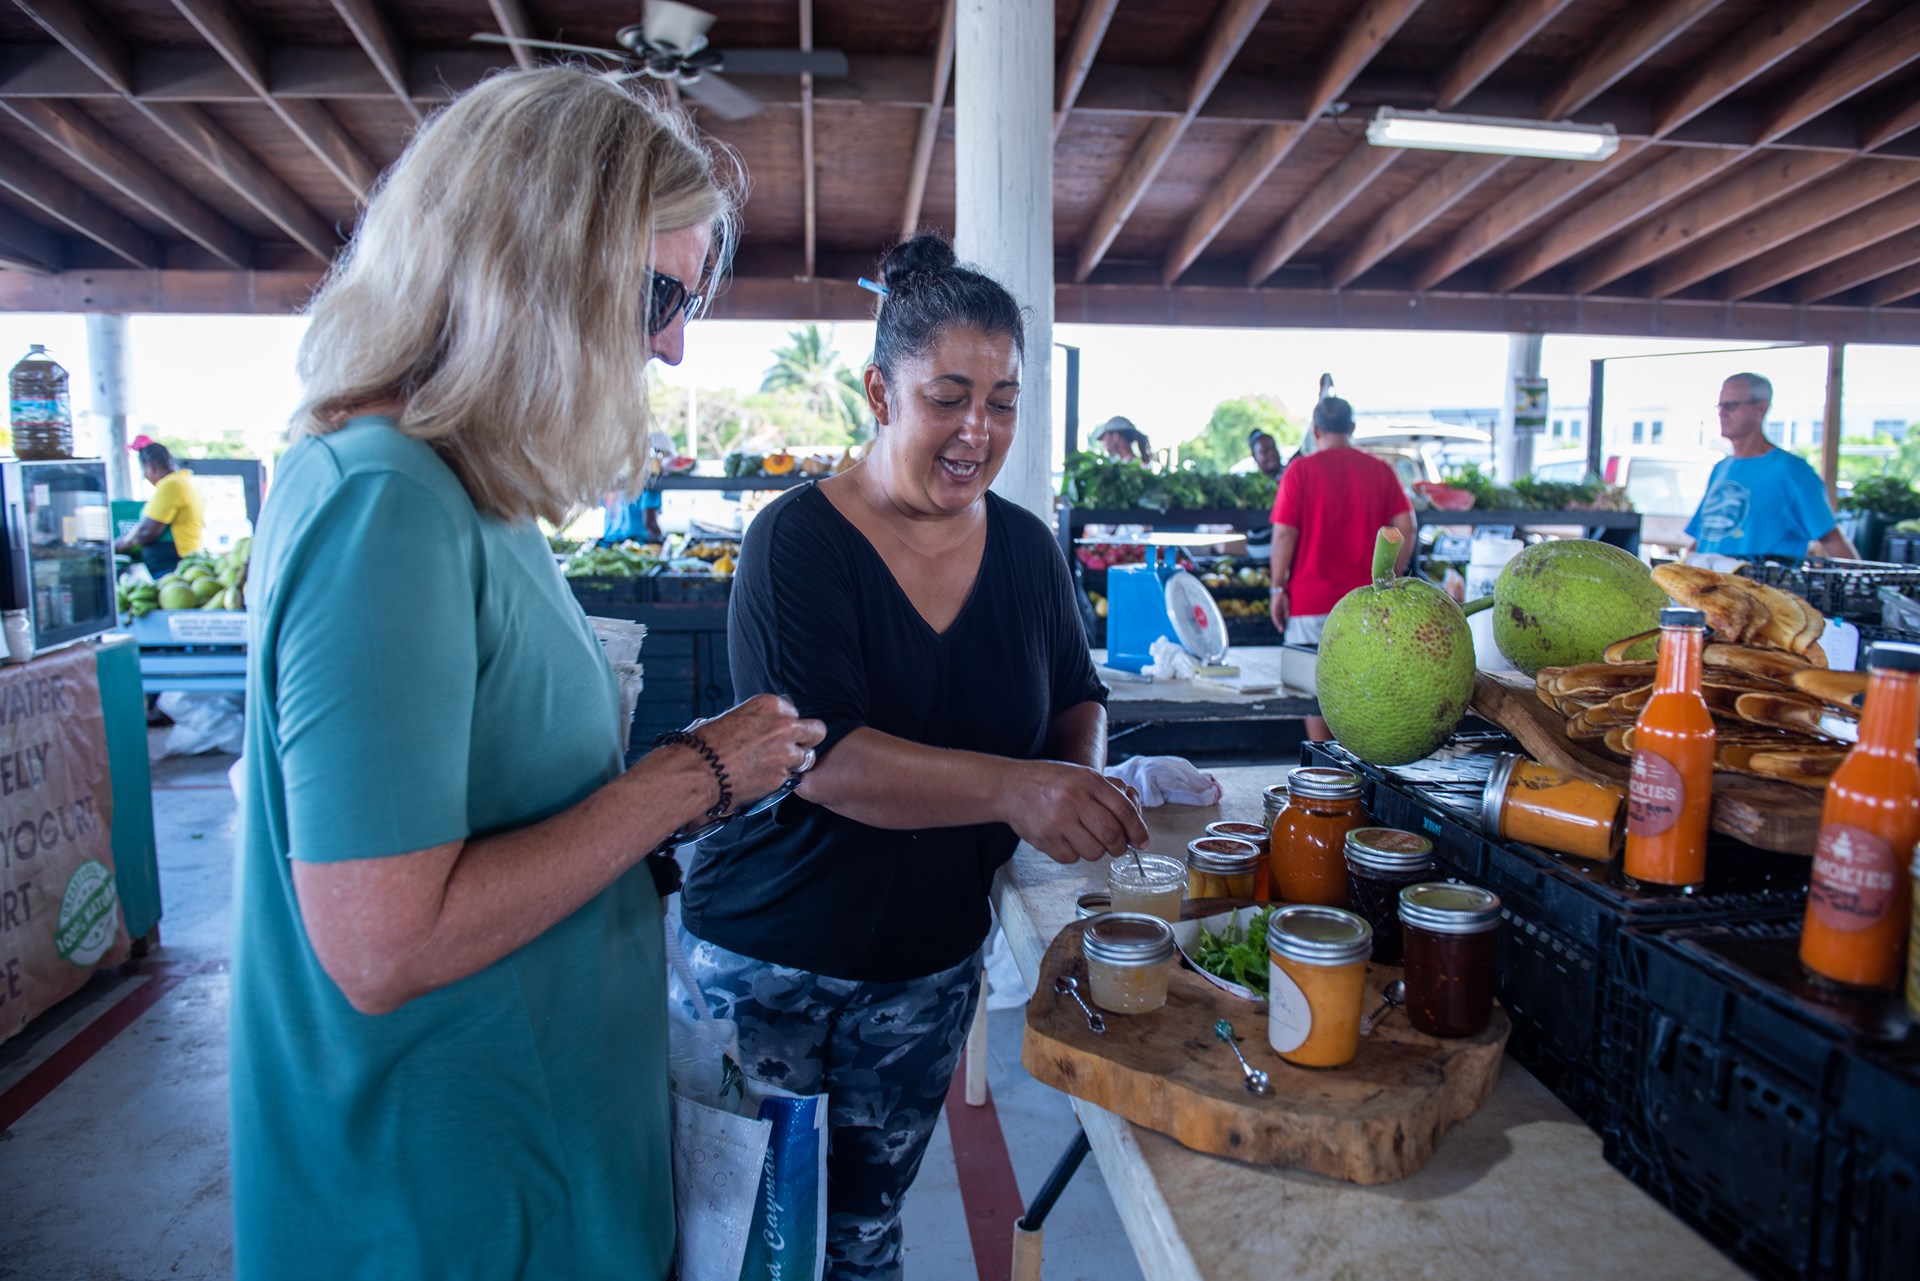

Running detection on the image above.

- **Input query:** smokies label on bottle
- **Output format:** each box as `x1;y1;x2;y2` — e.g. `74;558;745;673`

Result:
1627;749;1686;837
1809;823;1901;932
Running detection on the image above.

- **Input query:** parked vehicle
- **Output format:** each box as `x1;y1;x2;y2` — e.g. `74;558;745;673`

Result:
1533;447;1722;549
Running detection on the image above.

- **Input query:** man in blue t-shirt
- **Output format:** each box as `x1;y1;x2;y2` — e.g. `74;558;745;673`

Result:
1685;372;1857;561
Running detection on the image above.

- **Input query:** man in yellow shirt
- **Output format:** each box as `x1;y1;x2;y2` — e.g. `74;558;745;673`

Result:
115;436;204;575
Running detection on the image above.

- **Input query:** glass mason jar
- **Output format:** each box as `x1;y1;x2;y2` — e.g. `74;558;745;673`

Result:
1265;904;1372;1068
1187;836;1263;900
1206;820;1271;852
1270;767;1367;907
1084;911;1177;1015
1481;753;1625;863
1342;828;1435;966
1108;853;1187;922
1399;883;1502;1038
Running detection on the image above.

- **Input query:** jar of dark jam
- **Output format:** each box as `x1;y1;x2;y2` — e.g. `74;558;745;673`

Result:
1398;883;1502;1038
1342;828;1435;965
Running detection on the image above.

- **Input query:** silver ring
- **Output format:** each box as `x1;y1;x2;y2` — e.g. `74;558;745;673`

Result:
798;747;817;774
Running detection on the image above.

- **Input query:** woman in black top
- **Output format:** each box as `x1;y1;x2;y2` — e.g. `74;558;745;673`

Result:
677;233;1148;1280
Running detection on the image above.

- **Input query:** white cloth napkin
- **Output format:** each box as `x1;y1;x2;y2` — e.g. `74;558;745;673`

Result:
1144;636;1197;680
1104;755;1223;808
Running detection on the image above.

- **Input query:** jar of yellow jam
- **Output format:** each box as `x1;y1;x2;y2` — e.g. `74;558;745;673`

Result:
1108;853;1187;922
1265;905;1372;1068
1187;836;1262;900
1481;753;1625;863
1206;820;1270;851
1084;912;1177;1015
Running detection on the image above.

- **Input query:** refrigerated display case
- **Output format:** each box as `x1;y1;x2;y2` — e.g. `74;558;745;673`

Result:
1;457;118;655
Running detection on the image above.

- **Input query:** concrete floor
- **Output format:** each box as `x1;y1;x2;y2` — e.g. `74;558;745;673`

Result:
0;735;1145;1281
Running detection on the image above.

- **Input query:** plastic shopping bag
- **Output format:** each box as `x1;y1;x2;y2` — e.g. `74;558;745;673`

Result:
666;928;827;1281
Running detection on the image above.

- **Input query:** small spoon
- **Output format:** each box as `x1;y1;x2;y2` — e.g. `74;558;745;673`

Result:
1054;974;1107;1034
1123;844;1148;876
1213;1019;1271;1095
1361;979;1408;1037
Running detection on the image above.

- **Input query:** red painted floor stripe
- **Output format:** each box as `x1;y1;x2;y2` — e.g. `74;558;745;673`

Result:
943;1051;1023;1281
0;960;215;1131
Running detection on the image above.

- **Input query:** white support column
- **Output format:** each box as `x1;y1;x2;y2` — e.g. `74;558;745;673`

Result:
956;0;1053;523
1497;332;1544;482
86;313;131;499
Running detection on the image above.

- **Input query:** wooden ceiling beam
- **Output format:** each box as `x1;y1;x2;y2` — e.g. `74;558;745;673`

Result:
1727;184;1920;298
485;0;537;73
1795;225;1920;301
0;97;249;266
1494;145;1742;291
0;135;155;267
1054;0;1120;138
1754;3;1920;143
0;203;62;272
1434;0;1578;109
1074;0;1270;282
1648;159;1920;295
799;0;814;278
1245;139;1399;286
1654;0;1872;137
1167;0;1425;285
168;0;377;198
16;0;335;261
1861;88;1920;151
1569;149;1852;294
898;0;954;240
1866;259;1920;305
1413;141;1646;289
1539;0;1731;120
1330;152;1507;287
327;0;420;123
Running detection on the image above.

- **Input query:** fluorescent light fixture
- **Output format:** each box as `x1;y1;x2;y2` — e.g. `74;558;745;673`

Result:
1367;108;1619;161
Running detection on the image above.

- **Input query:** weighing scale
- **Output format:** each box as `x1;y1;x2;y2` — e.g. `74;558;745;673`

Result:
1088;532;1235;674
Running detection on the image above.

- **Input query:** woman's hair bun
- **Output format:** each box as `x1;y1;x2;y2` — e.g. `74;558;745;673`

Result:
879;232;957;288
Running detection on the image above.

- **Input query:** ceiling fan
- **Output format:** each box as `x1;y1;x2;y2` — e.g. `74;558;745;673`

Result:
473;0;849;121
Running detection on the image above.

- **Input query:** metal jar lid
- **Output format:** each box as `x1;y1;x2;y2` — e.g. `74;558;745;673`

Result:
1344;827;1435;874
1660;606;1706;628
1206;820;1270;844
1286;766;1362;801
1188;835;1263;874
1398;882;1503;935
1480;752;1523;836
1262;783;1290;817
1865;641;1920;673
1265;904;1373;966
1076;891;1112;919
1083;912;1176;967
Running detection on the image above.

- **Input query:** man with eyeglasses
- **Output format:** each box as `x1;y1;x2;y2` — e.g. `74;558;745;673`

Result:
1684;372;1857;562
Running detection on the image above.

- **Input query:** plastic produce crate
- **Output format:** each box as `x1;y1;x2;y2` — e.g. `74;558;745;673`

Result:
654;573;731;604
1603;921;1918;1280
1303;735;1810;1125
1741;559;1920;627
566;575;650;607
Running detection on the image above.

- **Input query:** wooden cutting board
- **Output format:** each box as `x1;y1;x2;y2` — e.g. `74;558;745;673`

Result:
1022;915;1509;1185
1470;670;1821;855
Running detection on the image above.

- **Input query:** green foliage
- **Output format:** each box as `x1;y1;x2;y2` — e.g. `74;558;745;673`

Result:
1059;452;1277;512
1179;394;1301;473
760;325;868;438
650;382;862;459
1191;907;1278;998
1442;461;1621;511
1838;474;1920;520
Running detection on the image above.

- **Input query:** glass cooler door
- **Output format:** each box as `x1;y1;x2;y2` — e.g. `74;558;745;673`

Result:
4;459;115;652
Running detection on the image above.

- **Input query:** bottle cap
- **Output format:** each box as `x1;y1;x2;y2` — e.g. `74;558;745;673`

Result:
1864;641;1920;674
1659;607;1706;628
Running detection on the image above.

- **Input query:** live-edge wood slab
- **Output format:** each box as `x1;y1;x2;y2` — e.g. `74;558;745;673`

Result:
1022;913;1510;1185
1471;670;1820;855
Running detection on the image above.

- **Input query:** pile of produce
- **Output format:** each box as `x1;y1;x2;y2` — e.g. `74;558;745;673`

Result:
1538;565;1851;787
1431;463;1630;513
563;543;661;579
1059;453;1278;512
1492;539;1667;675
722;449;857;479
1838;475;1920;520
1190;906;1278;998
1075;542;1152;572
119;539;251;617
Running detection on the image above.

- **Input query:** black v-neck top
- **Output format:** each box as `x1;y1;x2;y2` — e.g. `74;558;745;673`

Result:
679;482;1107;981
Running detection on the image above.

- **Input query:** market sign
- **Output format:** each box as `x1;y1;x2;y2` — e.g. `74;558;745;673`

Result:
1515;376;1548;432
0;646;128;1043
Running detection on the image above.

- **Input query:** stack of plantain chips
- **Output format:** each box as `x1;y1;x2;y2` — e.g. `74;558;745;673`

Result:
1535;564;1864;788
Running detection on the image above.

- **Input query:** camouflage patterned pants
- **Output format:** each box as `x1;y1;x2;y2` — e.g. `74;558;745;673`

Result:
673;924;983;1281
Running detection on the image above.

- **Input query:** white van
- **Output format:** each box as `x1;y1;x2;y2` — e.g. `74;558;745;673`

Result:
1533;447;1722;550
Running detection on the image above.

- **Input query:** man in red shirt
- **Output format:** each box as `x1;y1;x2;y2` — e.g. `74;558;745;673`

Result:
1269;396;1414;740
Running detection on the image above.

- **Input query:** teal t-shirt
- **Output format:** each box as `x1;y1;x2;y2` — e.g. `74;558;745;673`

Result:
229;419;672;1280
1685;447;1838;559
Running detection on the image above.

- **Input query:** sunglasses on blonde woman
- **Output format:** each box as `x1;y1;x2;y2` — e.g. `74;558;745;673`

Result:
646;270;704;337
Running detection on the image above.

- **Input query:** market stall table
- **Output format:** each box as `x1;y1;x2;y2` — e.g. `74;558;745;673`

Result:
989;764;1744;1281
1095;647;1318;757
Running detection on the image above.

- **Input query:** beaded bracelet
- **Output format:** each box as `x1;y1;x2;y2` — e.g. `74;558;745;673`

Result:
654;729;733;818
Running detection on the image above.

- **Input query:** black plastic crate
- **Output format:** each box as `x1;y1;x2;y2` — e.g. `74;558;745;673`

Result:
567;574;647;607
1885;534;1919;566
655;573;732;603
1303;735;1810;1125
1741;559;1920;626
1604;921;1918;1280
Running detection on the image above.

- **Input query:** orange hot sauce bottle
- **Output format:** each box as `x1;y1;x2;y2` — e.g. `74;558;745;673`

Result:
1800;642;1920;991
1624;607;1716;894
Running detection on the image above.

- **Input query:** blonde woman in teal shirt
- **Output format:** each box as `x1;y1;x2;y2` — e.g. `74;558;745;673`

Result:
230;70;823;1280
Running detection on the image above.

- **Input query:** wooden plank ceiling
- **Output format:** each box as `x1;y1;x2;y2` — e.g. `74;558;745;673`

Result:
1;0;1919;341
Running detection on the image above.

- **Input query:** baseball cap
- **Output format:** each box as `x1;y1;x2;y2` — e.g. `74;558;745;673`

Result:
128;434;156;451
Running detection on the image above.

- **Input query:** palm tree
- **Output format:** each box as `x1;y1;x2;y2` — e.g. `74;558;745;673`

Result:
761;325;868;438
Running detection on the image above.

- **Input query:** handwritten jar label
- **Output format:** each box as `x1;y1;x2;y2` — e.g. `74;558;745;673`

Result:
1627;750;1685;838
1809;823;1900;932
1266;957;1311;1053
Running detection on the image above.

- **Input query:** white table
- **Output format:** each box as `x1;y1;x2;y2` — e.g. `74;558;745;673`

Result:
989;764;1743;1281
